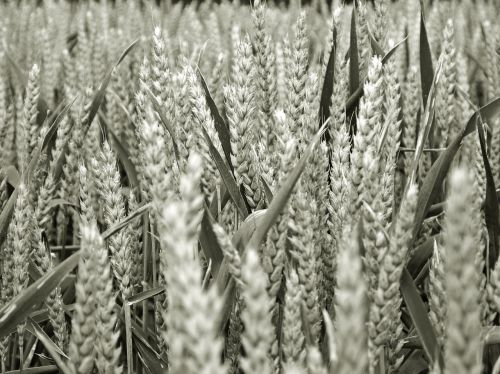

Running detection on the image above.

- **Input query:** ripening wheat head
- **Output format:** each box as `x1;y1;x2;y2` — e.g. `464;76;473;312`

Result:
443;168;483;374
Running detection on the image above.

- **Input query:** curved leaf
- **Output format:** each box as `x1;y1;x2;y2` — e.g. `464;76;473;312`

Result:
85;39;139;133
143;84;181;164
197;69;233;171
101;202;150;240
408;56;443;186
200;125;249;219
349;8;360;96
477;119;499;269
419;6;434;107
318;23;337;128
401;268;442;368
0;251;80;338
246;122;328;252
135;336;167;374
411;97;500;245
199;204;225;277
26;318;70;368
1;165;20;188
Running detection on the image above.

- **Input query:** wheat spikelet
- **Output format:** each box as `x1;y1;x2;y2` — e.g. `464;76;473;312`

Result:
333;225;368;374
286;11;309;138
302;72;320;146
58;87;93;243
435;19;457;148
240;248;275;374
75;14;92;91
9;183;35;359
224;36;265;210
81;223;123;374
288;187;321;342
275;42;288;108
0;230;14;371
0;100;15;167
282;268;306;366
20;64;40;170
126;190;143;293
349;56;383;218
443;168;483;374
213;222;243;288
428;239;447;348
378;55;402;227
92;141;133;300
252;1;278;152
156;153;226;374
263;137;296;314
369;184;418;371
373;0;389;48
208;52;227;110
172;66;192;165
136;115;173;205
356;0;371;77
67;227;99;374
402;65;421;176
33;229;68;351
325;57;350;309
79;162;97;225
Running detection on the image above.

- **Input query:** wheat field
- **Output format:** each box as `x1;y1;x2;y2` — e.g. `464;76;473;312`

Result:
0;0;499;373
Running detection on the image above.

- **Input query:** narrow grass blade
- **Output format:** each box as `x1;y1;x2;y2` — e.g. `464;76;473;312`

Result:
382;36;408;64
124;303;133;374
143;84;181;164
26;318;69;363
197;69;233;171
85;39;139;133
42;98;77;151
200;125;249;219
368;25;384;57
126;286;165;305
101;202;150;240
4;366;59;374
407;235;437;277
135;336;167;374
408;56;442;186
199;205;225;277
0;251;80;338
400;268;442;368
397;351;428;374
477;119;499;269
419;6;434;107
349;7;360;95
47;198;79;210
319;23;337;127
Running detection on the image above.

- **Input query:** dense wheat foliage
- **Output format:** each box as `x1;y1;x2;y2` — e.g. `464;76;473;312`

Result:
0;0;500;373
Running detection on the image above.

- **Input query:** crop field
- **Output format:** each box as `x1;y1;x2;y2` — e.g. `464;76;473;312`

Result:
0;0;499;373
